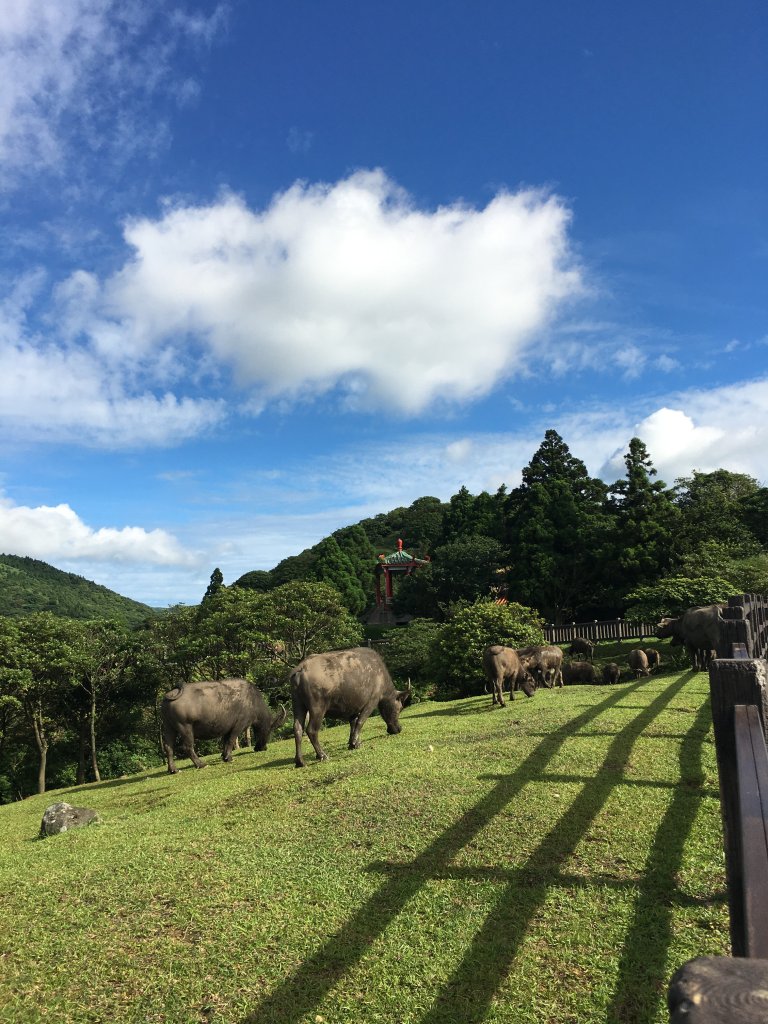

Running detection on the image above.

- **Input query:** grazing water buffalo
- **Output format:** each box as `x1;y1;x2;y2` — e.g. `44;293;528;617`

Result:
628;649;650;678
655;605;724;670
290;647;411;768
482;645;537;706
563;661;598;685
161;679;286;774
517;645;564;688
602;662;621;685
567;637;595;661
643;648;662;672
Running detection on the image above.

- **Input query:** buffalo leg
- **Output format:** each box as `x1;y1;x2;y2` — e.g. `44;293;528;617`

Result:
221;728;238;763
305;710;328;762
176;724;206;769
162;725;178;775
349;702;378;749
348;715;360;750
493;675;505;706
293;714;306;768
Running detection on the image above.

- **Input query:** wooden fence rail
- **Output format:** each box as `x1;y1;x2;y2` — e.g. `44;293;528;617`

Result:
543;619;657;644
669;594;768;1022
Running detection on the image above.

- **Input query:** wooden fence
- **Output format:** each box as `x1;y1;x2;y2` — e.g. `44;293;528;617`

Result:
543;618;657;644
669;594;768;1022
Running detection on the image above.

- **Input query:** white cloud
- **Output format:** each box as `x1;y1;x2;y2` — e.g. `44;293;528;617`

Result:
0;0;226;188
597;378;768;483
0;494;198;566
96;170;584;414
654;354;679;372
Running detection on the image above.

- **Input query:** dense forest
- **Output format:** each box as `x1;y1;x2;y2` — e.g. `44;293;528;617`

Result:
1;429;767;802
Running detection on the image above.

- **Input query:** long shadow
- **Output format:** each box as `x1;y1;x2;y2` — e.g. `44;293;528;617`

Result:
240;679;663;1024
414;674;692;1024
606;698;713;1024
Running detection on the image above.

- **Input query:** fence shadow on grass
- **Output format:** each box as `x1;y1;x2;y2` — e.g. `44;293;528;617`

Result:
606;697;714;1024
239;677;705;1024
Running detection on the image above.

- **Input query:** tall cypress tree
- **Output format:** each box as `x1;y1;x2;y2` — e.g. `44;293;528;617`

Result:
505;430;609;623
608;437;677;598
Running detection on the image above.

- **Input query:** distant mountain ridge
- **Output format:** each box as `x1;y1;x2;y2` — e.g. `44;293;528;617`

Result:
0;554;156;626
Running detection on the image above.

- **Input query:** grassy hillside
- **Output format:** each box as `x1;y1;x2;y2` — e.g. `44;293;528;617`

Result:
0;671;727;1024
0;554;156;625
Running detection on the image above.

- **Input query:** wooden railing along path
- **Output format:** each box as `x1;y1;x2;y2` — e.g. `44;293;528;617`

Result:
669;593;768;1023
543;618;656;644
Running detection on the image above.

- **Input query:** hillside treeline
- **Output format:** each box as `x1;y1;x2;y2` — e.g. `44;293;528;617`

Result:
0;555;155;625
235;430;768;624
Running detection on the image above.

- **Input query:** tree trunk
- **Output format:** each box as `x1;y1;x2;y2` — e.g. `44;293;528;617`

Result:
32;713;48;795
89;689;100;783
76;716;87;785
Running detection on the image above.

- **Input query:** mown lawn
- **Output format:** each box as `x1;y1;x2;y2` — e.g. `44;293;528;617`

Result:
0;668;728;1024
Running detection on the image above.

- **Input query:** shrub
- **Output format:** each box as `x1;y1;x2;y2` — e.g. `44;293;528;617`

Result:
377;619;444;697
433;600;544;698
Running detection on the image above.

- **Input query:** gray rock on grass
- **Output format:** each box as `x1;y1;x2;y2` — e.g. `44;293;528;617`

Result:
40;801;100;838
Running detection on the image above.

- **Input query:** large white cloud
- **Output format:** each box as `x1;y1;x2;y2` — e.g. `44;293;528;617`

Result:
0;494;198;566
97;170;584;414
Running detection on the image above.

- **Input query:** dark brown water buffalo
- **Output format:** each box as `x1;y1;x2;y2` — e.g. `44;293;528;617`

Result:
655;605;724;670
517;644;564;688
602;662;621;685
628;649;650;678
161;679;286;774
643;648;662;672
567;637;595;661
563;661;597;685
482;645;537;707
290;647;411;768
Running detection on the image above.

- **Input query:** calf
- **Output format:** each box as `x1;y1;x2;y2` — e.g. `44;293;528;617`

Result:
602;662;621;685
563;661;597;685
628;649;650;678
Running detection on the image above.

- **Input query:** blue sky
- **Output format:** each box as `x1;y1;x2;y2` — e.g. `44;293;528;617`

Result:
0;0;766;607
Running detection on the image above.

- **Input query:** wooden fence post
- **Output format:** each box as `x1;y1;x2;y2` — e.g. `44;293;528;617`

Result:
708;658;768;955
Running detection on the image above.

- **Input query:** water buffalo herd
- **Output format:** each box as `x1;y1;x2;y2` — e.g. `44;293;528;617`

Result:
160;604;725;771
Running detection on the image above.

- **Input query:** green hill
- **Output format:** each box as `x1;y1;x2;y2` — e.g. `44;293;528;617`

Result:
0;672;727;1023
0;554;156;625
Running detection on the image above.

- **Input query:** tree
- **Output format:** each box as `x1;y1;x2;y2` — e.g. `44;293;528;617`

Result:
439;486;479;543
607;437;677;599
312;536;367;615
505;430;609;622
400;496;446;554
202;567;225;603
334;524;378;605
433;599;544;698
256;582;364;695
673;470;760;558
624;573;736;621
233;569;273;592
0;613;79;794
377;619;443;695
68;619;132;784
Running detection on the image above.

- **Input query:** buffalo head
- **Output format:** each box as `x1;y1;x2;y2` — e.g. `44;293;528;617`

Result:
380;680;412;735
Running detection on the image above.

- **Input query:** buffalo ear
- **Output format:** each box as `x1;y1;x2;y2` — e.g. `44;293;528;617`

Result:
398;682;413;707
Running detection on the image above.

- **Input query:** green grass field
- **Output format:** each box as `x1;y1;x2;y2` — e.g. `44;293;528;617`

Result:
0;667;728;1024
